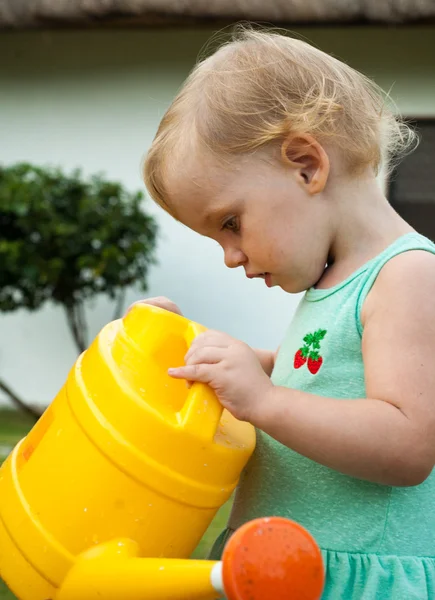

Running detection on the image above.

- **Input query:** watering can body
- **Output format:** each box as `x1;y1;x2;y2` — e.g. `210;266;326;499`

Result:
0;305;255;600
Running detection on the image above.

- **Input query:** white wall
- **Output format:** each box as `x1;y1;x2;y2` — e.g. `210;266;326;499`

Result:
0;26;434;407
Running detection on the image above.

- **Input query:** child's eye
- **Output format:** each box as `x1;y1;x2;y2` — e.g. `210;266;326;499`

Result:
222;216;240;233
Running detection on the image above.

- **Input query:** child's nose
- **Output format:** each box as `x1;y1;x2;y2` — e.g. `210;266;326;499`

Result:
224;246;247;269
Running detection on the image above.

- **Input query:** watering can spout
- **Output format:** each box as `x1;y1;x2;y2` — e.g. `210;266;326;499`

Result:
55;518;325;600
55;538;221;600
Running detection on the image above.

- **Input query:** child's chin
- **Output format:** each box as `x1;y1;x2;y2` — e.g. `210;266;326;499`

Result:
280;279;308;294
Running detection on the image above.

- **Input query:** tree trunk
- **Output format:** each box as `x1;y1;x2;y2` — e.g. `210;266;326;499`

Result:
0;378;41;421
113;288;126;320
65;302;87;354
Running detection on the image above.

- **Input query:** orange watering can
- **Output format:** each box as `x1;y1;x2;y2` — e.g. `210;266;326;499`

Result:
0;304;324;599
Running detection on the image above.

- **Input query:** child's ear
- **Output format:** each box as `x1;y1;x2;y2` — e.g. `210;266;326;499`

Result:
281;134;330;195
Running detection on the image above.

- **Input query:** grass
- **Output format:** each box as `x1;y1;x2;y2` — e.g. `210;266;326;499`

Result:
0;410;35;448
0;410;34;599
0;409;231;599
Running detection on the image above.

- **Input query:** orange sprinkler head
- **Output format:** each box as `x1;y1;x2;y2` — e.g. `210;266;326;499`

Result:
222;517;324;600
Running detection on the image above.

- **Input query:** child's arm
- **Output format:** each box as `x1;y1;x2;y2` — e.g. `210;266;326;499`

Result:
254;348;276;377
250;252;435;487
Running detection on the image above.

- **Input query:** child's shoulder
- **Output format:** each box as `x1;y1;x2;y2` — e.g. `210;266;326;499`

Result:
362;248;435;328
373;248;435;295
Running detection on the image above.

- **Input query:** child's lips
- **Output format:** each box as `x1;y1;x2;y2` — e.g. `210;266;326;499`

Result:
246;272;273;287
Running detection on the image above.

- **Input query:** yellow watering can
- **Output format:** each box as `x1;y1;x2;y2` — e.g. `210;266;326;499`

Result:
0;304;257;599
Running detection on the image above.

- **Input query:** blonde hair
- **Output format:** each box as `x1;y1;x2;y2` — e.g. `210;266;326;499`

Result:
144;27;416;212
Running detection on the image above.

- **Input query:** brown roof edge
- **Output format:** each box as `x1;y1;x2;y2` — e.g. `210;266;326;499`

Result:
1;1;435;30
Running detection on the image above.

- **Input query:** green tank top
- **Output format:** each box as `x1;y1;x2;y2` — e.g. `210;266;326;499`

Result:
212;233;435;600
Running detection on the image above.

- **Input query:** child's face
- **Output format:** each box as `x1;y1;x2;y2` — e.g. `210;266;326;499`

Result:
167;148;332;293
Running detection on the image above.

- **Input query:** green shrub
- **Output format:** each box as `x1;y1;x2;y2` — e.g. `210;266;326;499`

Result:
0;163;158;413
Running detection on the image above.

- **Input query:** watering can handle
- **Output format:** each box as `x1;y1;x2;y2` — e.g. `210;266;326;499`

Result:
177;321;224;440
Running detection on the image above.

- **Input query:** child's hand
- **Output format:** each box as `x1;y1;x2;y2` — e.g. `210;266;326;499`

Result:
127;296;183;316
168;330;273;422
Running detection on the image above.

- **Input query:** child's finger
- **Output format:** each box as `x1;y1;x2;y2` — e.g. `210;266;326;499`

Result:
185;346;225;364
186;334;230;359
168;364;211;383
126;297;182;315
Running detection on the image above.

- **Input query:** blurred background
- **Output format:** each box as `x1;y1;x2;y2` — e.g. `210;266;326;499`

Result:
0;1;434;597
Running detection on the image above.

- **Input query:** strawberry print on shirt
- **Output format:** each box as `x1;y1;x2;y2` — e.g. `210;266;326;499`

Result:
293;329;327;374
